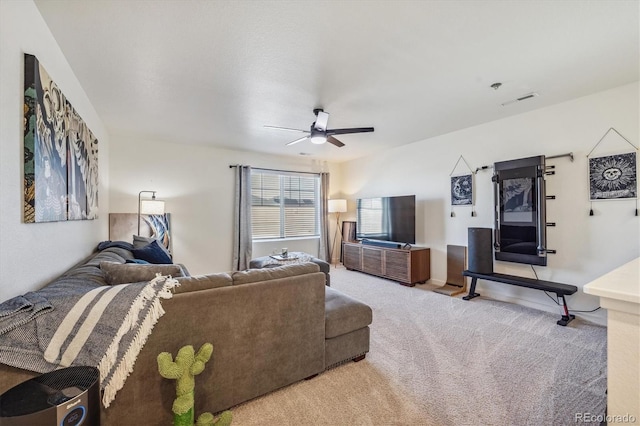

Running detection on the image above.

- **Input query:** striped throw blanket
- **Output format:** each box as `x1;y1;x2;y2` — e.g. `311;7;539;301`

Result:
0;274;177;407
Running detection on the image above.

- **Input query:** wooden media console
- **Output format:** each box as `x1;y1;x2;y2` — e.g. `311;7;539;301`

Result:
342;241;430;286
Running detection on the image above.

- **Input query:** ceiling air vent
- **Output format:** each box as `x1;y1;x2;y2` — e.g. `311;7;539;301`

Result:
501;92;539;107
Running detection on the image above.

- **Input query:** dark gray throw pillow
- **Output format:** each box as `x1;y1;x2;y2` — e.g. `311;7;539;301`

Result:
100;261;182;285
133;235;154;248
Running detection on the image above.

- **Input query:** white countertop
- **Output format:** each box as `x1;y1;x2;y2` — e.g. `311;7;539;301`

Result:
584;258;640;312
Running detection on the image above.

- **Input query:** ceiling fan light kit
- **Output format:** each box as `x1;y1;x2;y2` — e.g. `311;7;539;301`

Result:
311;135;327;144
266;108;374;148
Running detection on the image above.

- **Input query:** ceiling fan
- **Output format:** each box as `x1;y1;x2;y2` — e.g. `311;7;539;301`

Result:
265;108;374;148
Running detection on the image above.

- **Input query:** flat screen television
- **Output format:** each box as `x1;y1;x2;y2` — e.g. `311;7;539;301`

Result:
356;195;416;244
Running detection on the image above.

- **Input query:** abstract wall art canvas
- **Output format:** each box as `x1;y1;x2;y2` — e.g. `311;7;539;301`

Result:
451;174;473;205
589;152;637;201
23;54;99;223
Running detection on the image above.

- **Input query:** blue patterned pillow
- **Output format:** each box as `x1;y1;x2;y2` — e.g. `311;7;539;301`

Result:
132;240;172;264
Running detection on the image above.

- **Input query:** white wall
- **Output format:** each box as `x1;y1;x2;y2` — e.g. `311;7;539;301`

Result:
108;137;341;275
339;82;639;324
0;0;110;302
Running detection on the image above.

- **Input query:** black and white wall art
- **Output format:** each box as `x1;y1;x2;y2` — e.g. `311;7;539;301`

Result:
451;174;473;205
589;152;637;201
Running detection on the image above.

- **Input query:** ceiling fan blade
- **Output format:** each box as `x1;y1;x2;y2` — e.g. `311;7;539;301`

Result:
327;136;345;148
326;127;374;135
286;136;309;146
314;111;329;131
264;125;310;134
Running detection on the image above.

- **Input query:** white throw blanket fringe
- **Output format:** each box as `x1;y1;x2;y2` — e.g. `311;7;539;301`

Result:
98;274;175;407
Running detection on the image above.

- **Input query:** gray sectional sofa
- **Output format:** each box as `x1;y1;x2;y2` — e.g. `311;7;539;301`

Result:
0;245;372;425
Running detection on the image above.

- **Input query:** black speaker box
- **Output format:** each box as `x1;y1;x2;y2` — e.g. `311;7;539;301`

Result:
340;221;357;263
0;366;100;426
342;221;356;242
468;227;493;274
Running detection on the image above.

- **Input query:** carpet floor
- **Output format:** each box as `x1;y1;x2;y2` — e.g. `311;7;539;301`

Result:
229;267;607;425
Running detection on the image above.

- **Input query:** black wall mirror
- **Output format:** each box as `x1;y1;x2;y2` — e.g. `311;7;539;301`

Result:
493;155;547;266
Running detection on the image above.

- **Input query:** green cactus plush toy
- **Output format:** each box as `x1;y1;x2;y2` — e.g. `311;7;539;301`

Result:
157;343;232;426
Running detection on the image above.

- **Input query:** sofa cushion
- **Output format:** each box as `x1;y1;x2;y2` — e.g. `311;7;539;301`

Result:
231;263;320;285
131;240;172;264
58;265;110;287
325;286;373;339
83;247;133;267
100;261;183;285
174;273;233;294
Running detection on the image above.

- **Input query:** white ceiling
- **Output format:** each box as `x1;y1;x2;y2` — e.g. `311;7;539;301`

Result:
35;0;639;163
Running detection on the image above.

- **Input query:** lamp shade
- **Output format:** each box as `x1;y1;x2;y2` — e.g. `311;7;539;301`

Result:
328;199;347;213
140;199;165;215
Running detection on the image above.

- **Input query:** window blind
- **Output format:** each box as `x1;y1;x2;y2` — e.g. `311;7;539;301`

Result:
251;170;320;239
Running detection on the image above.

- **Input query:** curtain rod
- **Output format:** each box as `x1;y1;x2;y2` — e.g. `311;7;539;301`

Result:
228;164;321;175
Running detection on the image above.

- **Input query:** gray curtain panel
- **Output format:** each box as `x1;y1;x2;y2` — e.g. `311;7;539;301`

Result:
318;172;330;261
232;165;252;271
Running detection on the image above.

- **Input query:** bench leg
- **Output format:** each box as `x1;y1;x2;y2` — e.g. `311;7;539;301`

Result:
556;295;575;326
462;277;481;300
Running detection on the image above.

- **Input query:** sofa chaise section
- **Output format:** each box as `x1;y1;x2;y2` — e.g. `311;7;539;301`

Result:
324;286;372;369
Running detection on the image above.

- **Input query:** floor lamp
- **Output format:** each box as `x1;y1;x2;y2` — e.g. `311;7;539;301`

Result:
138;191;165;235
328;199;347;265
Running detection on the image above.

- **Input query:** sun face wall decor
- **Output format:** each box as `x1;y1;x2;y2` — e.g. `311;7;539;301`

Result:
585;128;638;216
23;54;99;223
589;152;637;201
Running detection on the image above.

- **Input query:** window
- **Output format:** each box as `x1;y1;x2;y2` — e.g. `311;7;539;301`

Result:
251;170;320;239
